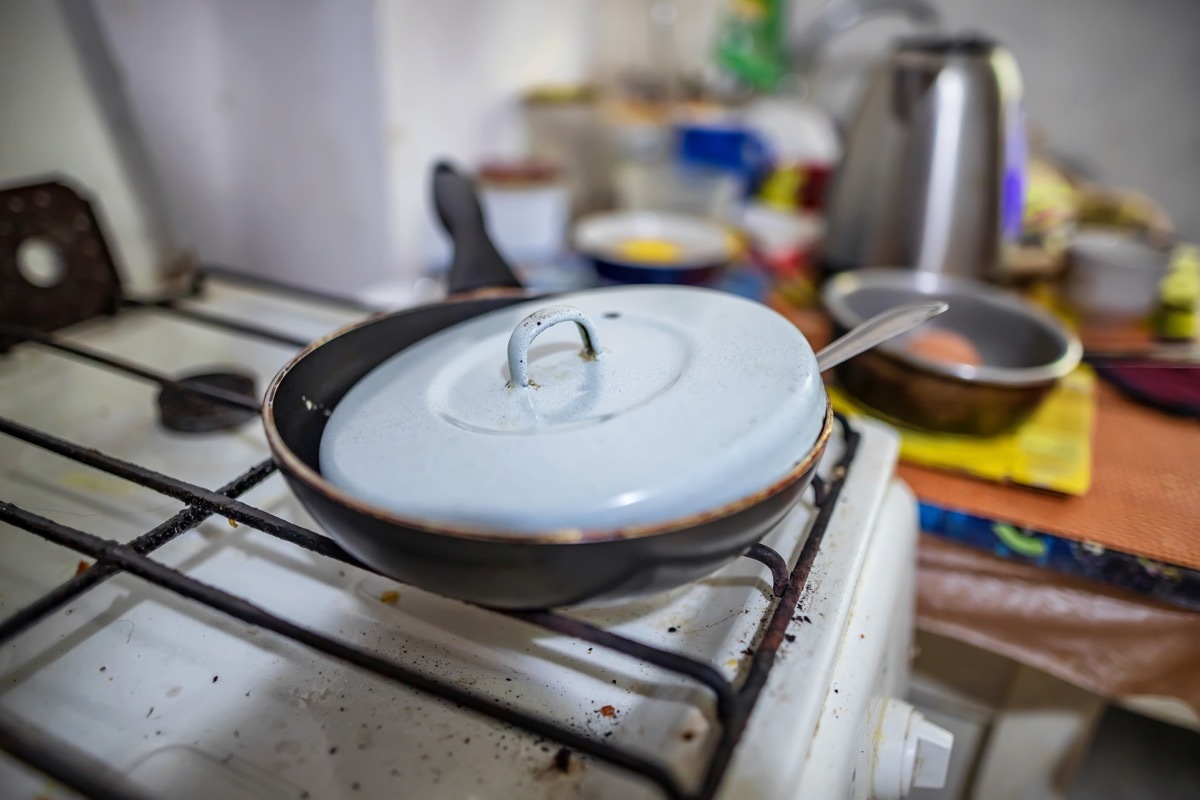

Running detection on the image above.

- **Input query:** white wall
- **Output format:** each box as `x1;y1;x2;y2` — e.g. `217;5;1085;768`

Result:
7;0;1194;298
86;0;592;299
0;0;176;296
373;0;594;281
92;0;396;297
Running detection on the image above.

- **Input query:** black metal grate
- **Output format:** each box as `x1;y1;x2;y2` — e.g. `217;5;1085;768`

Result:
0;271;860;800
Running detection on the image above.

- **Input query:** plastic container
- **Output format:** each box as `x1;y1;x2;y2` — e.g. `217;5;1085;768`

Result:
1066;230;1170;324
477;162;570;265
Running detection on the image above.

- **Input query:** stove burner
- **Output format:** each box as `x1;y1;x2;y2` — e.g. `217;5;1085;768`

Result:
157;370;258;433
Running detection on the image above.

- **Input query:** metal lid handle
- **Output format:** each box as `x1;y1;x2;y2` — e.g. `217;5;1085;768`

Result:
507;306;602;389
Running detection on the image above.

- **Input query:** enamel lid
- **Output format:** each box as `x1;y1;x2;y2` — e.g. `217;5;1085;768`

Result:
319;285;826;533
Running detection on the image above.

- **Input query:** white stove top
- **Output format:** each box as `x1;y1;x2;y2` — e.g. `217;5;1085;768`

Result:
0;276;932;799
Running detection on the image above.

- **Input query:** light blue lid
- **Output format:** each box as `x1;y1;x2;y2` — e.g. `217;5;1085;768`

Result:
319;285;825;533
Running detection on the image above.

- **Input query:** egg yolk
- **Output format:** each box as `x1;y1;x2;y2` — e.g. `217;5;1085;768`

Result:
616;238;684;264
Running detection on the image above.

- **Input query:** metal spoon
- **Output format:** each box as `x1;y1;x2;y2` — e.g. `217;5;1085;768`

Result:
815;301;949;372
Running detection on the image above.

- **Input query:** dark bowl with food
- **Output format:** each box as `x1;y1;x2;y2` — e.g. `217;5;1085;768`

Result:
822;269;1082;436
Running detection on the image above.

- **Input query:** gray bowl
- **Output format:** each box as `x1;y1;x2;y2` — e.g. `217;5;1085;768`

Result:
822;269;1082;436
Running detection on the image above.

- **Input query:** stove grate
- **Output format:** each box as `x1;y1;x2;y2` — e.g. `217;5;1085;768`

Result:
0;273;860;800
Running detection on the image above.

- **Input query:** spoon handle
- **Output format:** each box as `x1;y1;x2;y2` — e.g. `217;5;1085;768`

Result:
815;301;948;372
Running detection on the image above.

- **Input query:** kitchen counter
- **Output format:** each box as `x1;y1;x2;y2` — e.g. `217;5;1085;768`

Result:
770;297;1200;610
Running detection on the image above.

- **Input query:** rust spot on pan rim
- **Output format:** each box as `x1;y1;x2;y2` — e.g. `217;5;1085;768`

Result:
263;298;834;546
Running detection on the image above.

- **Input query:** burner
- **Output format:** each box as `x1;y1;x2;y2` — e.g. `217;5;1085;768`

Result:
157;370;258;433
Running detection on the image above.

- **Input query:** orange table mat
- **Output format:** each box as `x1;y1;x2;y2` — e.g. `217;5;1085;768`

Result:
768;298;1200;571
900;379;1200;571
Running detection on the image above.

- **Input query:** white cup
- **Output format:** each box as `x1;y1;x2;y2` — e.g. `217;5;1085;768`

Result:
1065;230;1169;322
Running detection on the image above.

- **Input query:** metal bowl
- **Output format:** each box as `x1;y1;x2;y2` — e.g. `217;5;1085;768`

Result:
822;269;1082;436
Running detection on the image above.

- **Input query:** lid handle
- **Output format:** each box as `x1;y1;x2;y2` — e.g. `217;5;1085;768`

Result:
507;306;601;389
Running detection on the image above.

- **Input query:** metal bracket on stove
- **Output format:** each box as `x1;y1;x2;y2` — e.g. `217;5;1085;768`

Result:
0;178;122;352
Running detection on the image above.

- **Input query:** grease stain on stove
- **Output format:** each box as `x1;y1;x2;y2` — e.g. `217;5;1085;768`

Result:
59;469;135;496
274;739;304;757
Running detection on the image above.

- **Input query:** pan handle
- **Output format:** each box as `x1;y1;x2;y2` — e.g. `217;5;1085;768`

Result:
432;161;523;295
507;306;602;389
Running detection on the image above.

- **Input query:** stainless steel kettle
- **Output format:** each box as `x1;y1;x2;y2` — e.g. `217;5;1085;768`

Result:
821;35;1026;279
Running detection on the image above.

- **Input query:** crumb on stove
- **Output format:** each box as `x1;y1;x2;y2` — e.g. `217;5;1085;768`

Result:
351;781;360;791
228;518;239;528
667;626;677;633
553;747;572;773
75;560;90;576
598;705;616;718
212;675;219;683
682;731;696;741
784;633;796;643
99;666;106;672
379;590;400;606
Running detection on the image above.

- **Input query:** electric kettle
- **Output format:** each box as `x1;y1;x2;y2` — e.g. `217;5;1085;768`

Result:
821;35;1026;279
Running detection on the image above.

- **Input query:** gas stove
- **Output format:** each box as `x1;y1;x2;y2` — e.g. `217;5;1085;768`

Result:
0;257;949;799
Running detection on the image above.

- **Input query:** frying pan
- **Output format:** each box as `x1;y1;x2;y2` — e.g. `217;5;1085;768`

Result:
263;164;927;609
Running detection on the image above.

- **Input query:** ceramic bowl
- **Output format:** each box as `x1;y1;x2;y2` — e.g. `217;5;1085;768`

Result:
572;211;739;285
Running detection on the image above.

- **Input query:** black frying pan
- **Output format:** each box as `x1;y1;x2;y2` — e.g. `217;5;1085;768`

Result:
262;163;830;609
